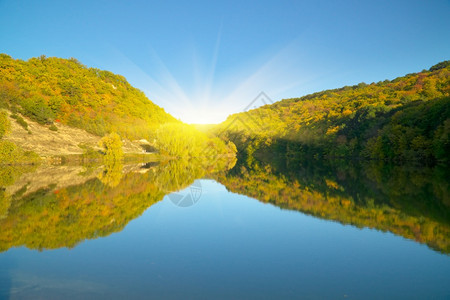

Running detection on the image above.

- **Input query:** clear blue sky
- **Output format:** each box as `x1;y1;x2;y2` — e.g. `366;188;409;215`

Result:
1;0;449;123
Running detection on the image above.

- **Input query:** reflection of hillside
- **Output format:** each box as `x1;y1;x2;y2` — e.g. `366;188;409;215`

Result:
0;156;236;252
214;158;450;254
5;164;104;197
4;162;161;199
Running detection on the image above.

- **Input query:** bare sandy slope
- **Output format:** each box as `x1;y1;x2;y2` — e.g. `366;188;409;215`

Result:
4;113;147;156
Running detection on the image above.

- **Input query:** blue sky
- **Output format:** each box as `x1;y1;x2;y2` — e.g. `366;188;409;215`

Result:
0;0;449;123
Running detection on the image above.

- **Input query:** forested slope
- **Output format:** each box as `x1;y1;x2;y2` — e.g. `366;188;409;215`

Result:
0;54;176;139
216;61;450;163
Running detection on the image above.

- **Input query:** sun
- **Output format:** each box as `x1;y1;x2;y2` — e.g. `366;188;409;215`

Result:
180;107;228;125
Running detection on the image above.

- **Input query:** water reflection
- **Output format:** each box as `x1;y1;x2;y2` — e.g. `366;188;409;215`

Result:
1;154;449;254
0;156;236;252
0;156;449;299
213;157;450;254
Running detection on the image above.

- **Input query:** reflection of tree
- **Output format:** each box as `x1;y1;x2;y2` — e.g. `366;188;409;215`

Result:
155;155;236;193
214;156;450;254
0;155;235;252
98;160;123;187
0;165;37;220
0;191;11;220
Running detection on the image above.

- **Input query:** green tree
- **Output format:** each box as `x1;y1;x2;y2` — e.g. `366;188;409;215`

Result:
99;132;123;162
98;160;123;187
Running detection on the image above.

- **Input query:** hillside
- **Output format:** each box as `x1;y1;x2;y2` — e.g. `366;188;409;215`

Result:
0;54;176;139
215;61;450;163
0;54;237;162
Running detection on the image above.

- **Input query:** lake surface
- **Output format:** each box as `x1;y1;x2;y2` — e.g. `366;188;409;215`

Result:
0;158;449;299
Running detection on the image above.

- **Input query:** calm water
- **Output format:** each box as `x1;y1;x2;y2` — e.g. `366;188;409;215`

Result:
0;159;449;299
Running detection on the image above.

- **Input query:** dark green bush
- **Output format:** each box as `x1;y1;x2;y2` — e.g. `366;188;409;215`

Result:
11;114;28;130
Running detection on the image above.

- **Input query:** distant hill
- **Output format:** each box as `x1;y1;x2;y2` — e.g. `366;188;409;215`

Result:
215;61;450;163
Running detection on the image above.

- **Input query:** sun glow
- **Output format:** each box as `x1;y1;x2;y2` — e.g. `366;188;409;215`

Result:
107;32;325;125
179;107;227;125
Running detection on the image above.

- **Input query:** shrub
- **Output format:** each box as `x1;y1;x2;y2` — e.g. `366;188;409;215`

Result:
11;113;28;130
0;140;40;164
0;140;21;163
20;96;55;125
99;132;123;162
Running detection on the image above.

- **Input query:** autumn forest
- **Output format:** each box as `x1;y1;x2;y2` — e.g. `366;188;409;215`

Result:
0;54;449;299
